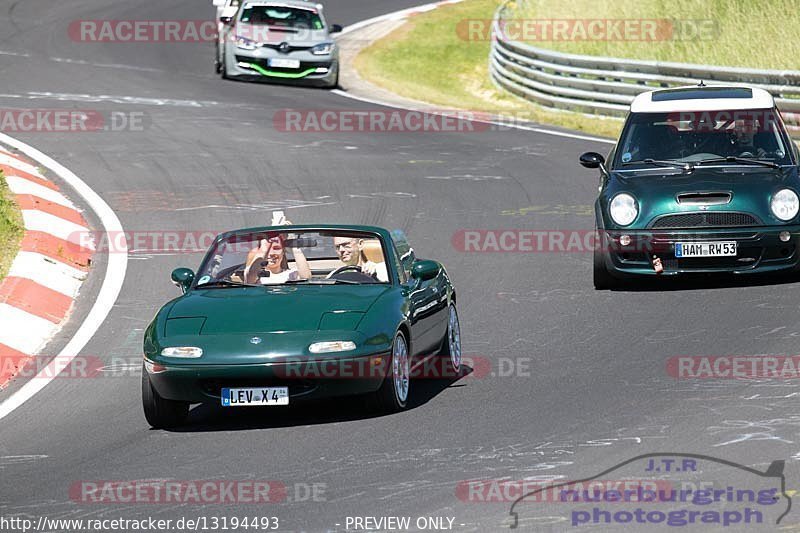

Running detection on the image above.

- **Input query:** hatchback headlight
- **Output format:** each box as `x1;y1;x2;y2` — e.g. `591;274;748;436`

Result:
609;193;638;226
311;42;335;55
236;36;259;50
161;347;203;358
771;189;799;221
309;341;355;354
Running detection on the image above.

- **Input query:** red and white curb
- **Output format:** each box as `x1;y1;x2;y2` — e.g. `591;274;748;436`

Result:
0;148;95;388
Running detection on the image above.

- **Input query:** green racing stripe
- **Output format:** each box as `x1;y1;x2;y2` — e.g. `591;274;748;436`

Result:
241;63;319;78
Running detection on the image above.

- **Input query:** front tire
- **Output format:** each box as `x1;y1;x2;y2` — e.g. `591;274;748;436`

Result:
142;365;189;428
593;232;616;290
439;304;461;375
368;331;410;412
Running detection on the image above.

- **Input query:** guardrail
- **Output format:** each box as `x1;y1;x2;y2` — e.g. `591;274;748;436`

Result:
488;1;800;138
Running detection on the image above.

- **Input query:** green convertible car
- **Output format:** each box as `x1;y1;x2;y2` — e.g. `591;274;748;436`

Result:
142;225;461;428
581;85;800;289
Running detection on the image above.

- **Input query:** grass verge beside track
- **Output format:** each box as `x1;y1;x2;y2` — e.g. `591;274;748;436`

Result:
355;0;800;141
0;170;23;281
354;0;624;140
513;0;800;70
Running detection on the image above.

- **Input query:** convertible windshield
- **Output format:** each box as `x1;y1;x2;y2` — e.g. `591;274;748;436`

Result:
195;230;390;287
616;109;792;167
240;5;324;29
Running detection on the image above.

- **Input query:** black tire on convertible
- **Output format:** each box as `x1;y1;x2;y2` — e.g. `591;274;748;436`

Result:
368;331;410;413
142;365;189;428
438;303;462;376
593;231;617;290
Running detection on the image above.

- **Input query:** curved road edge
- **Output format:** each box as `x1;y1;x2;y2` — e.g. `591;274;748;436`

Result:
334;0;615;145
0;133;127;420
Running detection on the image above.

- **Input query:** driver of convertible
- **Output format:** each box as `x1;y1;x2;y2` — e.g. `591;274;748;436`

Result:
330;236;389;282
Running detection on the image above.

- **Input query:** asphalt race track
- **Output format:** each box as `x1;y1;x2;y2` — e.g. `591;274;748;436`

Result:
2;1;800;531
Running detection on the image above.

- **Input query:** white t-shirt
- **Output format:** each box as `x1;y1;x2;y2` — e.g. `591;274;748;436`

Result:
258;268;300;285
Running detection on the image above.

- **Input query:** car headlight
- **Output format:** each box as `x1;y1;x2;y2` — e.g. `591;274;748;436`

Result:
771;189;799;221
309;341;355;354
609;193;638;226
236;36;259;50
161;347;203;358
311;42;335;55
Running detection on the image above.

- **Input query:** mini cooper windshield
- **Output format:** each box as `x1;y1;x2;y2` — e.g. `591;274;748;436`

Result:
194;229;391;287
616;109;793;168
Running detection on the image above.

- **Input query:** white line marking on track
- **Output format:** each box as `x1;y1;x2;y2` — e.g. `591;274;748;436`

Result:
0;153;43;176
0;133;127;421
331;89;615;145
5;175;78;209
333;0;615;146
21;210;90;243
8;252;86;298
0;304;58;354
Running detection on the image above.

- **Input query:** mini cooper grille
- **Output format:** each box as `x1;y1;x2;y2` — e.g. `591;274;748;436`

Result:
650;212;759;229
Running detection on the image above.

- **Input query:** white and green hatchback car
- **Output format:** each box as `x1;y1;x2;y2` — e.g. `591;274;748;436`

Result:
216;0;341;88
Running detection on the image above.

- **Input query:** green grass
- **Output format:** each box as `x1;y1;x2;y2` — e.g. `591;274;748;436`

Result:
0;170;23;281
512;0;800;70
355;0;800;141
354;0;624;140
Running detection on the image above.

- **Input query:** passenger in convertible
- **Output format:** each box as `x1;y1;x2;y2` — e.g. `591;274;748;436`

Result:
330;236;389;282
243;230;311;284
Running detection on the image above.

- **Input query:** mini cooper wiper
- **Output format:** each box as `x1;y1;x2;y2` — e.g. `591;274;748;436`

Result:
695;156;781;169
195;280;262;289
622;159;694;171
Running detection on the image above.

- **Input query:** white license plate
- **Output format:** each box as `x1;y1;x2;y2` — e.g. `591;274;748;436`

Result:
268;58;300;69
221;387;288;407
675;241;737;258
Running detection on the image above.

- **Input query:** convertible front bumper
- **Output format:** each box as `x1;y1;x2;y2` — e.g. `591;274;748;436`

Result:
145;351;390;403
599;226;800;277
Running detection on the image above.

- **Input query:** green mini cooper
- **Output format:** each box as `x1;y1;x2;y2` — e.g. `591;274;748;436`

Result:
142;225;461;428
581;86;800;289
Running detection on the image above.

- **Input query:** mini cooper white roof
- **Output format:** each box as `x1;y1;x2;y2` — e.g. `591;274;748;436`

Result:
630;86;775;113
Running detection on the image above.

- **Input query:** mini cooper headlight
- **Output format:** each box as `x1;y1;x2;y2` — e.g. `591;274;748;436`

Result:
309;341;355;354
609;193;638;226
236;36;259;50
160;347;203;358
771;189;799;221
311;42;335;55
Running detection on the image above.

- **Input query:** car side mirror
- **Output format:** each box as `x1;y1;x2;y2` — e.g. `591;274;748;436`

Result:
580;151;609;176
171;268;195;293
579;152;605;169
220;16;233;25
411;260;440;281
330;24;343;33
